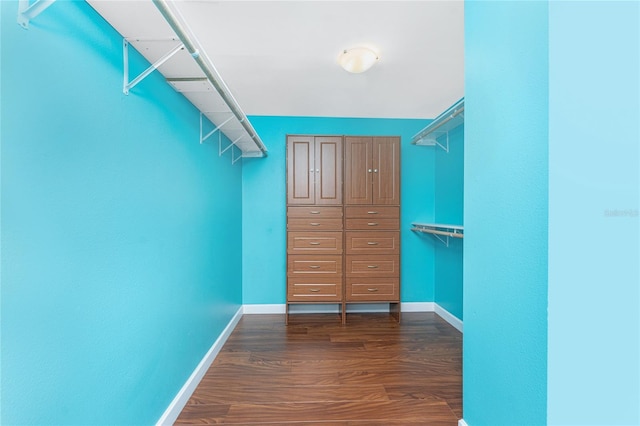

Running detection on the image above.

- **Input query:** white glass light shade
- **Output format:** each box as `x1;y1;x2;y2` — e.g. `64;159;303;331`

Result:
338;47;379;73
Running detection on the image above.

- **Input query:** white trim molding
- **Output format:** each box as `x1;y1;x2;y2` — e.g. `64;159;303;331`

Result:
243;303;285;314
434;304;463;333
401;302;436;312
458;419;469;426
156;307;243;425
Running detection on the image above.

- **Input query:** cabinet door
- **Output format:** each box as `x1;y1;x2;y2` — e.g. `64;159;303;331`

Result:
344;137;373;204
315;136;342;205
373;137;400;205
287;136;315;205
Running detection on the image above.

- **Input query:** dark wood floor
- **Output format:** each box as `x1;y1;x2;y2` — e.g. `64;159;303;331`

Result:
176;312;462;425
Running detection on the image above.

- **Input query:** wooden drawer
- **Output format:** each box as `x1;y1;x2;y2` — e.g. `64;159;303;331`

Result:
288;217;343;231
345;206;399;219
288;232;343;254
345;218;399;230
346;277;399;302
288;206;343;218
288;278;342;302
345;255;399;277
288;255;343;276
345;231;399;255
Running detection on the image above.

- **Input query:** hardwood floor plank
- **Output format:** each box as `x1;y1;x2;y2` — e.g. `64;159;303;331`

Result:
186;384;389;405
176;312;462;424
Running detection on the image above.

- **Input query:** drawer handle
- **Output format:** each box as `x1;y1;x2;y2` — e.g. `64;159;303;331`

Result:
309;242;321;245
367;211;378;214
367;222;378;226
308;265;321;269
310;222;321;226
367;265;379;269
310;211;321;214
309;289;320;292
367;288;379;292
367;242;379;245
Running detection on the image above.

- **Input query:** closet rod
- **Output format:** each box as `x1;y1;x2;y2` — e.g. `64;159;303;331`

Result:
411;227;463;238
413;103;464;142
152;0;268;157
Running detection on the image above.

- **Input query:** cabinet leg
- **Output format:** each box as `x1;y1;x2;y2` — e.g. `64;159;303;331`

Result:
390;302;401;323
341;302;346;325
285;303;289;325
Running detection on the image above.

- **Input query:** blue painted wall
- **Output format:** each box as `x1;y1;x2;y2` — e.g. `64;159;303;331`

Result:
548;2;640;424
434;125;463;320
242;116;434;305
1;2;243;424
463;2;548;425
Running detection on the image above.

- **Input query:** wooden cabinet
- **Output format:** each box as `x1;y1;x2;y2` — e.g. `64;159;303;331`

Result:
344;137;400;205
287;136;342;205
286;134;400;324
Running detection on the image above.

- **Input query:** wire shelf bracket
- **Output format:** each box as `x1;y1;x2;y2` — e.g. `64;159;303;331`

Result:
412;98;464;153
123;39;184;95
411;222;464;248
17;0;56;29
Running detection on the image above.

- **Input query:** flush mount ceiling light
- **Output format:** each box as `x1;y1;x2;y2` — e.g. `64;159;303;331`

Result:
338;46;379;73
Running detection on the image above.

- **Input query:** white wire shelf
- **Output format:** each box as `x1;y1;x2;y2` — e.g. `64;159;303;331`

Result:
411;98;464;152
411;222;463;247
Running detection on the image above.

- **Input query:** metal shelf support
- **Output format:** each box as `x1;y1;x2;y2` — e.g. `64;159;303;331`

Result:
411;222;464;247
200;113;233;144
412;98;464;152
17;0;56;29
123;39;184;95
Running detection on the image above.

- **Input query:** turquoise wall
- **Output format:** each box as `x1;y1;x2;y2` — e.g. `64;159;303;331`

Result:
1;2;243;424
242;116;434;305
548;2;640;424
463;2;548;425
434;124;463;320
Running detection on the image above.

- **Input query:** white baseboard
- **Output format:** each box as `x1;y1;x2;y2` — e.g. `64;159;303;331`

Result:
401;302;435;312
155;307;243;426
458;419;469;426
242;301;463;333
243;303;285;314
434;304;463;333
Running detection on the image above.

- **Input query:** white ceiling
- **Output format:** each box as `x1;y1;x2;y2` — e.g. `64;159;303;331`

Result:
88;1;464;119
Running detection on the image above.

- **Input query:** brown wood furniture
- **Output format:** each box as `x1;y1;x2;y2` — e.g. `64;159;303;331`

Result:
286;135;401;324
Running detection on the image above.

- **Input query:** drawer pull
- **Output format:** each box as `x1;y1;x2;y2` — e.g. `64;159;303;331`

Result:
367;288;379;292
309;211;321;214
367;265;379;269
309;288;320;292
310;222;321;226
367;211;378;214
308;265;321;269
309;242;321;245
367;242;379;245
367;222;378;226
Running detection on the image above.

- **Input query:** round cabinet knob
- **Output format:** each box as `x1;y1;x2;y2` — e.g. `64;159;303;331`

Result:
368;169;372;173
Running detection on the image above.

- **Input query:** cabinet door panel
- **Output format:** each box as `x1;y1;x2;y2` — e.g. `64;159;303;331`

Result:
288;278;342;302
287;217;343;231
345;218;399;230
345;231;399;254
287;136;315;205
345;255;400;277
287;206;343;218
315;137;343;205
288;231;343;254
373;137;400;205
346;277;399;302
288;255;343;276
344;137;372;204
345;206;399;219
